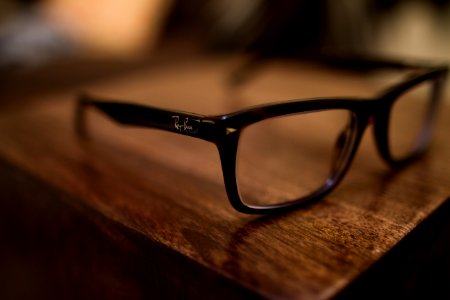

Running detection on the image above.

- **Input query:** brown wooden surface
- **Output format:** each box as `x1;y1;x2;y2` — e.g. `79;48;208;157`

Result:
0;57;449;299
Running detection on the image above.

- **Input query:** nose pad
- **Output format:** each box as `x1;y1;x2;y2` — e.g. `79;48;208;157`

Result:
330;122;352;179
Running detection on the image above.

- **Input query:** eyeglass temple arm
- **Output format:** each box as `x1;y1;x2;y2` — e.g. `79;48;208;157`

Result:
228;53;441;88
75;94;219;142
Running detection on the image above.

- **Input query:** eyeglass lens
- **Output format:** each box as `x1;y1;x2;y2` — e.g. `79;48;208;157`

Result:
388;80;435;161
236;109;357;207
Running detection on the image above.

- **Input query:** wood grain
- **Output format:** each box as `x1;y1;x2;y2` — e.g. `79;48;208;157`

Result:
0;57;449;299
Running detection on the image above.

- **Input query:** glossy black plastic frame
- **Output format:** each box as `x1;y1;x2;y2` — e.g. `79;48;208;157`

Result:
76;58;448;214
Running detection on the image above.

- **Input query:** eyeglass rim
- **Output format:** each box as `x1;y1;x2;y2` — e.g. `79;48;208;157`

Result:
218;67;448;213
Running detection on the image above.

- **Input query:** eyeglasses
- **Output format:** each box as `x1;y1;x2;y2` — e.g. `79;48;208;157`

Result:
75;56;448;214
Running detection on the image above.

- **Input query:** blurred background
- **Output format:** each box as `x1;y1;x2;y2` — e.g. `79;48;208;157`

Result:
0;0;449;100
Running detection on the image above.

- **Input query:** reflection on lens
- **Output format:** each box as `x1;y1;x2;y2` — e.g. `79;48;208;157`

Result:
236;109;356;207
389;81;433;161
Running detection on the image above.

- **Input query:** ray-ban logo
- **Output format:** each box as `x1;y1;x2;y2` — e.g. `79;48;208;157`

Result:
172;115;200;134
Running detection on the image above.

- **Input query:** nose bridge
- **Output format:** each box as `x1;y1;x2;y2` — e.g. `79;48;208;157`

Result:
351;97;391;165
357;97;384;127
369;96;393;165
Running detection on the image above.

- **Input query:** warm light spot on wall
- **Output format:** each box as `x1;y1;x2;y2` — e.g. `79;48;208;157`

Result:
44;0;173;57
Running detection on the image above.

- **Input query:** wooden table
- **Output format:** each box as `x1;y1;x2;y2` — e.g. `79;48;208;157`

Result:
0;56;449;299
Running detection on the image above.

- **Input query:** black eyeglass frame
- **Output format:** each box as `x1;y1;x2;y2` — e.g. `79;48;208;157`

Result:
76;59;448;214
